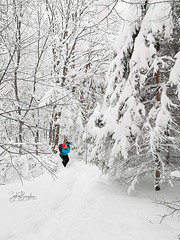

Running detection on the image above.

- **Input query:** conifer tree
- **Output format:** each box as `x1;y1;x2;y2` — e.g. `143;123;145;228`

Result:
85;0;180;192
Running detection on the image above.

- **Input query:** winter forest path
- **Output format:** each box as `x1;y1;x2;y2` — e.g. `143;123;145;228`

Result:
0;152;179;240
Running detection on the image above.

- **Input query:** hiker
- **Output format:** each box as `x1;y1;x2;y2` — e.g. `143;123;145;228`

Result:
59;139;72;167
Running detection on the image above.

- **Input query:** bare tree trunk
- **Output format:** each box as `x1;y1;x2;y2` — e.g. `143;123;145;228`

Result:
52;123;60;153
49;108;59;151
13;0;23;154
35;125;39;155
55;125;60;147
155;41;161;191
49;111;55;145
49;119;53;145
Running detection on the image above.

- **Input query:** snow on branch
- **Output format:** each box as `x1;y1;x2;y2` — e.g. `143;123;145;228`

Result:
155;198;180;223
169;51;180;100
89;0;118;26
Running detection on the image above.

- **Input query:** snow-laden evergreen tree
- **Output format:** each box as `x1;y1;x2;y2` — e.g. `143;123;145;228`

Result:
85;0;180;192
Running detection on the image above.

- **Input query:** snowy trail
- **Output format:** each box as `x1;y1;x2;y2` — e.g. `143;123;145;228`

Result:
0;154;179;240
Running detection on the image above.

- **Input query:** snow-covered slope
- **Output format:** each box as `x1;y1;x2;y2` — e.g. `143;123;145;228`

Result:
0;153;179;240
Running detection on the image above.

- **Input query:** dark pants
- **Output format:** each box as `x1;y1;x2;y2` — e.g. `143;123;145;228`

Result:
60;154;69;167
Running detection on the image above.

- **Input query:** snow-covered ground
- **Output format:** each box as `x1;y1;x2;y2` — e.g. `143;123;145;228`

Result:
0;153;179;240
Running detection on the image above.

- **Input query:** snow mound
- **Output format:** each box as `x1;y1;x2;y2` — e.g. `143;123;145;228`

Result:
170;170;180;180
0;153;179;240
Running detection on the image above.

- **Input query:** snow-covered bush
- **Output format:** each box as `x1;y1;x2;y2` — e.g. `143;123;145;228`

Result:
0;152;59;184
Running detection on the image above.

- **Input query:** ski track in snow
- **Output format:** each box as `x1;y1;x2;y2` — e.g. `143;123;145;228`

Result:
0;153;180;240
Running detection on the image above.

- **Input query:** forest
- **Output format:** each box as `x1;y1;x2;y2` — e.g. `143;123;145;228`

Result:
1;1;180;239
0;0;180;192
